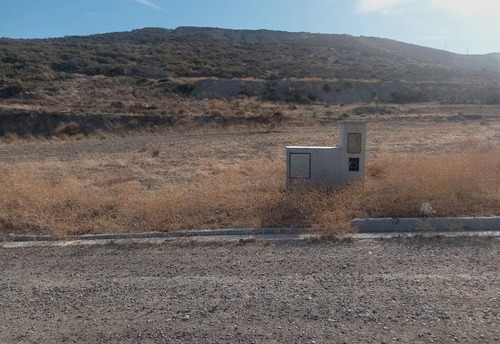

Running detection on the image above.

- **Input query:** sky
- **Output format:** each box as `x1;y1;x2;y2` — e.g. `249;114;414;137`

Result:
0;0;499;55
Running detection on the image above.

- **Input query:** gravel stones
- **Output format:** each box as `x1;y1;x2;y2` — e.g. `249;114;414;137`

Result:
0;237;499;343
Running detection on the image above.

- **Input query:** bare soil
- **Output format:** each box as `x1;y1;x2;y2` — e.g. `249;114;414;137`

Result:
1;108;498;168
0;237;498;343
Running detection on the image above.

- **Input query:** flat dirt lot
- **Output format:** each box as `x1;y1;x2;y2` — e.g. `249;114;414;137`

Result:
1;104;499;166
1;237;499;343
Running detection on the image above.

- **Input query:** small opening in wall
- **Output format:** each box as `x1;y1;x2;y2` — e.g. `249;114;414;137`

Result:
347;133;362;154
289;153;311;179
349;157;360;171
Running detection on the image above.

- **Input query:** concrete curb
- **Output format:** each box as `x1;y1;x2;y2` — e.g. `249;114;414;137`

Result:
351;217;500;233
1;227;311;243
0;233;319;248
1;231;499;249
1;217;498;248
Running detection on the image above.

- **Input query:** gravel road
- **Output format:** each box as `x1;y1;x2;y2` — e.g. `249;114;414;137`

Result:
1;237;498;343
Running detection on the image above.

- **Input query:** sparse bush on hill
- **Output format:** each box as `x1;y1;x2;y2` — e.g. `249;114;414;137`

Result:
391;89;430;103
343;81;355;90
0;82;27;98
54;121;80;136
175;83;195;95
485;91;500;105
352;105;395;115
2;132;19;143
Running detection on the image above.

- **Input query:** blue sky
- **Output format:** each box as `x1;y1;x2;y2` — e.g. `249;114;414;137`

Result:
1;0;499;54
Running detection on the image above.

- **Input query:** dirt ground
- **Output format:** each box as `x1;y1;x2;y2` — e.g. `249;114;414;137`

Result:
0;106;498;186
0;237;498;343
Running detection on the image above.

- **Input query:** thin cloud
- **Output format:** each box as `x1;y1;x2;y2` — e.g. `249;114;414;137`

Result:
358;0;499;19
427;0;499;17
133;0;166;11
357;0;405;13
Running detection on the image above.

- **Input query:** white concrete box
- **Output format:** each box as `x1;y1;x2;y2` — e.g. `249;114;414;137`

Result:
286;120;366;188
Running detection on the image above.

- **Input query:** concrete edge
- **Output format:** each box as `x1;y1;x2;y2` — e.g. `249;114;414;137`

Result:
1;231;499;249
351;217;500;233
0;234;318;248
1;216;498;247
0;227;313;243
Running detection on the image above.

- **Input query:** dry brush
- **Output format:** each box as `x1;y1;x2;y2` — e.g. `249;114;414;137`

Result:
0;151;498;237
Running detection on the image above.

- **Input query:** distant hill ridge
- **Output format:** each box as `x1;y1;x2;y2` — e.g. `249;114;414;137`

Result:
0;26;499;106
47;26;499;74
50;27;322;44
171;26;317;42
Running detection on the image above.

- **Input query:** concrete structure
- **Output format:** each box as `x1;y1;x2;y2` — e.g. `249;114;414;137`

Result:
351;216;500;233
286;120;366;188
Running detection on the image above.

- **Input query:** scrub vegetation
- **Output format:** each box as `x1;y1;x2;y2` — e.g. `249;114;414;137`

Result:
1;26;500;121
0;111;498;237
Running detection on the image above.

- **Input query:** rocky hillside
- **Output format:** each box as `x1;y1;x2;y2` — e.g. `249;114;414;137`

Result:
1;26;499;107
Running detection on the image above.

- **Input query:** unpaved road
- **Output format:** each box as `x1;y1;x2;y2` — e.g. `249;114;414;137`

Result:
1;237;499;343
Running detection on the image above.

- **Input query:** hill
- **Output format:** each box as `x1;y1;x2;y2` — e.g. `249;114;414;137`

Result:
2;26;499;80
1;26;499;120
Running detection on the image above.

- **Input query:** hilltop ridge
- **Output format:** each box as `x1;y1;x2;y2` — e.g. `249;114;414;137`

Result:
0;26;499;113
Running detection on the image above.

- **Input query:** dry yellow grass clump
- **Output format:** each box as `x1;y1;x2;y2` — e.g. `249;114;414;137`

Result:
0;150;498;237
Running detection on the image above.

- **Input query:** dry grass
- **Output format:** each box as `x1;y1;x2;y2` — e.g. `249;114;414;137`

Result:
0;159;278;236
54;121;80;136
0;150;498;237
1;109;498;237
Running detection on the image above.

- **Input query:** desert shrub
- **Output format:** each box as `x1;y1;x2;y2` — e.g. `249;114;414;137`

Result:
307;93;317;102
391;89;429;103
352;105;394;115
22;134;36;142
110;101;124;109
264;81;280;101
240;84;254;97
54;121;80;136
175;83;195;95
3;132;19;143
51;58;104;75
129;65;169;78
105;66;127;77
0;83;26;98
484;91;500;105
135;77;150;85
343;81;354;90
296;96;311;105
